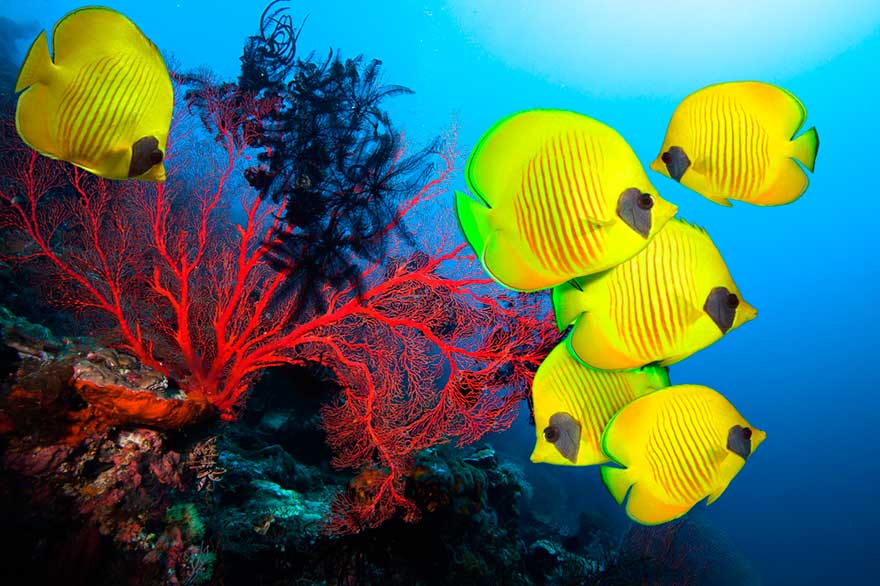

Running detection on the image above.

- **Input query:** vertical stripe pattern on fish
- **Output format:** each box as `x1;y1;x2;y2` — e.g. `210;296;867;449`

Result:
686;92;772;202
650;81;819;206
599;384;766;525
530;342;668;466
552;218;757;370
454;109;678;292
513;131;609;274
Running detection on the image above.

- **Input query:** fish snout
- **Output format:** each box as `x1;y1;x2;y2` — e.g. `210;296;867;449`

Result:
654;195;678;224
661;146;691;182
751;428;767;450
649;157;664;174
737;300;758;324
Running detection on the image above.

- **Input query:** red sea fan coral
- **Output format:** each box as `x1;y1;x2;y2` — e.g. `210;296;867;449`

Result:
0;80;556;531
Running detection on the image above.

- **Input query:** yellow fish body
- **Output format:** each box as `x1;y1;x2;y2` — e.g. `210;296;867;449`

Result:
455;109;677;291
553;218;756;370
15;7;173;181
530;342;669;467
650;81;819;206
600;384;766;525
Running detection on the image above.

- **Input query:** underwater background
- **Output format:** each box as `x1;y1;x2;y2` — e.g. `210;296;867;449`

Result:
0;1;878;584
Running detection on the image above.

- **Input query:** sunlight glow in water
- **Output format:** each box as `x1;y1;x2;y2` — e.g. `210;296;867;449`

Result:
447;0;880;95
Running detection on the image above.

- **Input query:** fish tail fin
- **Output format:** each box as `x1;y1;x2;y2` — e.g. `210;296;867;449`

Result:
15;31;54;92
454;190;493;257
15;31;59;157
791;126;819;172
551;280;589;332
600;466;632;506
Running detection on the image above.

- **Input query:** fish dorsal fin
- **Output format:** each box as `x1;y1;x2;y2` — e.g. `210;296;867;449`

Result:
466;110;620;211
699;81;807;140
51;7;159;68
668;216;717;248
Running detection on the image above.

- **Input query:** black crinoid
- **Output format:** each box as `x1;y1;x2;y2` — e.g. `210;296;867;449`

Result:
238;0;438;318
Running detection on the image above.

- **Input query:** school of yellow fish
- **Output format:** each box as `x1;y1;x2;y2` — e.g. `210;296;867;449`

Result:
14;7;819;529
456;85;818;525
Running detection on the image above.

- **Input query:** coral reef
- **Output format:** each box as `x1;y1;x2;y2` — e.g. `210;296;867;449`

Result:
0;73;555;528
72;349;212;428
0;5;761;583
0;320;757;584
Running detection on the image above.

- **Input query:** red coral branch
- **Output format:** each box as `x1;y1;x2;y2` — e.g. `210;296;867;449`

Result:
0;81;556;531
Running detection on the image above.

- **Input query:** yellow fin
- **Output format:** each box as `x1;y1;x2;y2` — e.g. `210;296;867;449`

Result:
710;81;807;138
600;466;632;506
15;30;54;92
752;158;809;206
701;192;733;207
691;157;709;175
454;190;493;260
551;279;589;331
481;230;546;292
625;483;693;525
14;29;59;156
707;476;733;505
15;83;57;157
791;126;819;172
466;109;619;209
582;215;614;229
51;7;156;69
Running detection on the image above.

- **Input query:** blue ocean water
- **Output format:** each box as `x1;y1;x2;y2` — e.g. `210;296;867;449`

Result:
4;1;878;584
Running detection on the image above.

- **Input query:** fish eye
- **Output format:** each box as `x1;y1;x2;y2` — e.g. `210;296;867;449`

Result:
726;293;740;309
743;427;753;440
149;149;164;165
543;425;560;443
637;193;654;210
661;151;672;164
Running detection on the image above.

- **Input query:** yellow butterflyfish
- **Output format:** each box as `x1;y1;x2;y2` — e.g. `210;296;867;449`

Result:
15;7;173;181
455;109;677;292
650;81;819;206
530;342;669;467
600;384;766;525
553;218;756;370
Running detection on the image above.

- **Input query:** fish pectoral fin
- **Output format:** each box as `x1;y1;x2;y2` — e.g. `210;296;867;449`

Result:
565;277;584;292
581;214;614;228
706;479;733;505
78;145;131;180
678;293;705;325
690;157;709;175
